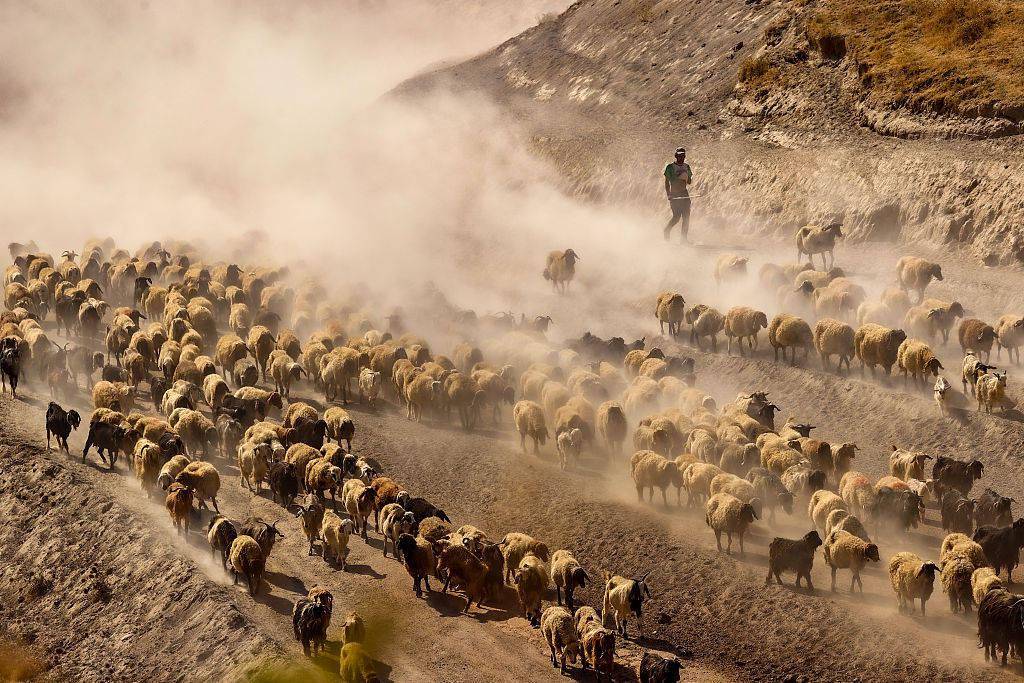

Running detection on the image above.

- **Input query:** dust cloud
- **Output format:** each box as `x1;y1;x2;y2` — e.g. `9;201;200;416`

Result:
0;0;865;344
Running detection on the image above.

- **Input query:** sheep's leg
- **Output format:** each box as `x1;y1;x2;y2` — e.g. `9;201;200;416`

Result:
714;530;722;551
556;586;562;605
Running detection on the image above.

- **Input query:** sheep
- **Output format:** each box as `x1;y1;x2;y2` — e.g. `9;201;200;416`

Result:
932;455;984;497
579;624;615;680
895;256;942;303
796;222;843;269
809;489;847;532
437;544;490;612
681;462;722;507
972;566;1004;607
543;248;580;293
688;304;725;352
959;318;998;361
320;509;354;568
824;509;871;543
705;492;758;555
768;314;813;365
888;551;940;615
973;520;1024;580
165;483;194;534
82;417;137;469
829;442;858;483
595;401;628;454
977;370;1009;413
889;448;932;481
854;323;907;377
634;423;672;456
499;532;550;583
896;338;944;386
335;611;365;647
207;515;237;571
357;368;381;407
306;459;344;510
323;406;355;450
556;427;583;470
513;400;549;454
404;372;442;422
760;437;807;476
630;451;684;506
713;253;747;287
780;464;827;499
171;408;218;457
975;488;1015;529
229;535;266;596
812;318;855;372
379;505;415;559
550;549;588;610
823;529;880;593
655;292;686;337
540;606;581;673
601;571;652;638
746;468;794;521
269;351;306;397
237;441;271;493
396;533;436;597
709;472;756;504
795;266;845;290
766;530;822;590
996;314;1024;363
813;286;855;320
157;454;191;491
718;442;758;477
933;376;952;415
724;306;768;356
342;479;377;540
939;490;975;534
939;533;988;569
91;380;136;412
941;554;976;614
339;642;379;683
175;461;221;512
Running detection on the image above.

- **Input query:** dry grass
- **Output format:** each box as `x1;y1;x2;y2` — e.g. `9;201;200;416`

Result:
808;0;1024;117
738;56;784;92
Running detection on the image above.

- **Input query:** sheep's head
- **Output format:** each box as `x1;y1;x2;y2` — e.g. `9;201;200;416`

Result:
893;329;908;345
563;248;580;264
865;544;881;562
978;327;997;344
917;562;940;581
925;358;943;376
803;530;823;548
742;501;759;523
931;264;943;280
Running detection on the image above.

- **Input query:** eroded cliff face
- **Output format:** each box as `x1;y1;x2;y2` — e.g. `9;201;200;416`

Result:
406;0;1024;264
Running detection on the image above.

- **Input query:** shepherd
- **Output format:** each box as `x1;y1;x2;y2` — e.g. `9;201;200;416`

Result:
663;147;693;243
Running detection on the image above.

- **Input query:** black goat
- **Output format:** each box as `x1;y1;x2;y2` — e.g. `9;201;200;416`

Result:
873;487;923;533
974;519;1024;581
932;455;984;497
939;490;975;534
406;497;450;524
82;419;132;468
291;600;327;657
238;517;285;559
975;488;1014;528
45;402;81;452
978;588;1024;668
269;462;299;509
639;651;681;683
766;530;822;590
1;343;21;397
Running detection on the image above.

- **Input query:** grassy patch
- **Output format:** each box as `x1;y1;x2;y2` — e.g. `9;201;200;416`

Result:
808;0;1024;117
738;56;784;92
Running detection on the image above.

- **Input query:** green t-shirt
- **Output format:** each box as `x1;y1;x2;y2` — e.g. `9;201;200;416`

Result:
664;162;692;198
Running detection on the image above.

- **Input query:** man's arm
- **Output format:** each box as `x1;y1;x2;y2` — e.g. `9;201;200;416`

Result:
664;175;672;197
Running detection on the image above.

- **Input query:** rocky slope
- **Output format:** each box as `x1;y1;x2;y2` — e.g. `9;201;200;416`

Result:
405;0;1024;264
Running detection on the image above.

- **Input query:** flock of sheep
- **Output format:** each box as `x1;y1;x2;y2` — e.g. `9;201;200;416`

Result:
3;238;680;681
4;225;1024;679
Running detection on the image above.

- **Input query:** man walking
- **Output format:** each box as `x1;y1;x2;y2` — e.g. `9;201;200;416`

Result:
663;147;693;243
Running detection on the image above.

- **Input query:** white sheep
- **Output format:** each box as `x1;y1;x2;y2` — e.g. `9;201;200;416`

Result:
888;552;940;615
556;427;583;470
705;492;758;555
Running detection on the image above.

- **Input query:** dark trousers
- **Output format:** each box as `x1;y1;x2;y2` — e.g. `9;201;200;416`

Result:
664;196;691;240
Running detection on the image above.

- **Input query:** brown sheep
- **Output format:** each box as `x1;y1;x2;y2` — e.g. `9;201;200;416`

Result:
896;256;942;303
959;318;998;362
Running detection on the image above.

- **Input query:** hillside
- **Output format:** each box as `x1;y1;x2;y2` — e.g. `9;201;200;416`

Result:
404;0;1024;265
